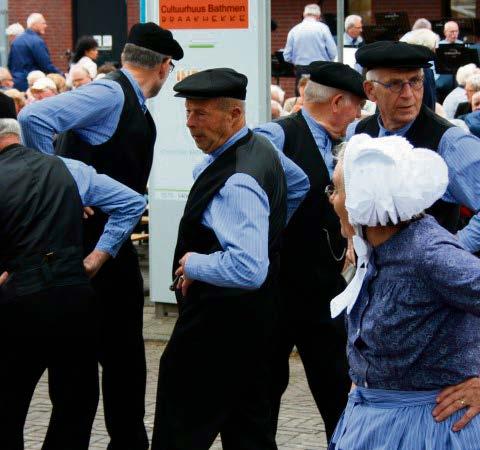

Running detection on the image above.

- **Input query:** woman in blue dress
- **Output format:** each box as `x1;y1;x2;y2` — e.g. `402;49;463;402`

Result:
326;134;480;449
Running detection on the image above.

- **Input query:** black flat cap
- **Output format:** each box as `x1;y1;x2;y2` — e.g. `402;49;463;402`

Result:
308;61;367;99
174;68;248;100
127;22;183;60
356;41;434;70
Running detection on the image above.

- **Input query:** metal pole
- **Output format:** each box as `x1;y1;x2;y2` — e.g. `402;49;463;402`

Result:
336;0;344;62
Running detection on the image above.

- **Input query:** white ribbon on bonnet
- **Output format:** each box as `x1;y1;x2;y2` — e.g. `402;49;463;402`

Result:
330;134;449;318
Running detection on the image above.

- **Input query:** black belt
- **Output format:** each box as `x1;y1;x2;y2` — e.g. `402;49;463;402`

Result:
0;246;88;301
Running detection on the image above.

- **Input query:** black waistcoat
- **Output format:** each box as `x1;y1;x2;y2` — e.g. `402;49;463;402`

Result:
0;145;86;289
173;131;287;306
55;70;156;252
355;105;460;233
275;112;346;285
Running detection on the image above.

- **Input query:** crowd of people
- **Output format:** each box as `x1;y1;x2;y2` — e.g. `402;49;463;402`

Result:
2;4;480;450
0;13;116;117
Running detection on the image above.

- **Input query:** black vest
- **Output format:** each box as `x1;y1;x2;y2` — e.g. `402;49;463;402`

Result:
276;112;346;283
0;145;87;294
55;70;156;251
355;105;460;233
173;131;287;305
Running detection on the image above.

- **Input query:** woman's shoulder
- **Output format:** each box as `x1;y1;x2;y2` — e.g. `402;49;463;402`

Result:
409;215;462;250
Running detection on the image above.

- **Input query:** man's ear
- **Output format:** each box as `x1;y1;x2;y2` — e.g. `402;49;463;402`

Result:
363;80;377;102
330;94;344;113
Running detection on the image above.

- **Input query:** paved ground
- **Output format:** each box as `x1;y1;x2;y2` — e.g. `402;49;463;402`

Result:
24;305;328;449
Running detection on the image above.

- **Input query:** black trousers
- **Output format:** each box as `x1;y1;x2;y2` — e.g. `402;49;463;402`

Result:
91;241;149;450
268;280;350;441
0;284;99;450
151;292;278;450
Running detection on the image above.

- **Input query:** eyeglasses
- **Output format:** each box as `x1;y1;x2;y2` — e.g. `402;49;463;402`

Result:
324;184;343;197
169;61;175;74
371;77;424;93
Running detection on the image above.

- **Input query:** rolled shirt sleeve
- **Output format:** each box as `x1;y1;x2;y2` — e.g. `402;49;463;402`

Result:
439;128;480;253
18;80;124;154
61;157;146;257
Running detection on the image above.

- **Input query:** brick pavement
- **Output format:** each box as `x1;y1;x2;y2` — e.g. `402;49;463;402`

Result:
24;305;328;449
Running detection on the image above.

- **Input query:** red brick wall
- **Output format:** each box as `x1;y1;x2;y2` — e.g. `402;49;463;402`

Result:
8;0;141;74
9;1;73;73
127;0;140;32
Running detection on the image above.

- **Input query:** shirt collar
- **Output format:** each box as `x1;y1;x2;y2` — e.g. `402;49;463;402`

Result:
209;126;249;160
377;115;414;137
120;68;147;112
302;108;331;140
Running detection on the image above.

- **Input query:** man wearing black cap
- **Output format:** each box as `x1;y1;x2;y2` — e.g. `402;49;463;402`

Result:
151;68;309;450
350;41;480;244
254;61;366;441
19;22;184;450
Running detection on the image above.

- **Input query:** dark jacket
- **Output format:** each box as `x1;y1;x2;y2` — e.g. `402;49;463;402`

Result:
8;29;61;91
464;110;480;138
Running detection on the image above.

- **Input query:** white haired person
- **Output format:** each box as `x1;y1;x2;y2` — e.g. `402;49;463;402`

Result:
443;63;479;118
326;134;480;449
344;15;363;47
30;76;57;101
7;13;61;91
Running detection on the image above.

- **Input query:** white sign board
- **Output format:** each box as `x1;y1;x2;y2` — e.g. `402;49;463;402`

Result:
146;0;271;303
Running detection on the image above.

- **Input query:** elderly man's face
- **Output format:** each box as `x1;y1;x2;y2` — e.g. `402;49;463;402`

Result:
33;89;56;100
0;71;14;89
444;22;459;43
329;163;355;239
364;68;423;131
465;81;478;102
337;95;363;136
348;18;363;39
32;17;48;35
186;98;236;154
72;71;91;89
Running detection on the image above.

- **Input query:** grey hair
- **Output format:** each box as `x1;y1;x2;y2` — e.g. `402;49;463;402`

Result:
0;119;21;137
466;73;480;91
6;23;24;36
412;18;432;30
304;80;351;104
345;15;361;30
271;84;285;104
71;65;91;78
304;4;321;17
400;29;439;52
27;70;45;86
217;97;246;114
27;13;44;28
121;43;168;69
456;63;478;86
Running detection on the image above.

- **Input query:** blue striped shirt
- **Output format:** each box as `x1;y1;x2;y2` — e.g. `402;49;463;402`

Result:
19;68;145;155
254;108;336;178
347;118;480;252
61;157;146;257
184;127;309;289
283;17;337;65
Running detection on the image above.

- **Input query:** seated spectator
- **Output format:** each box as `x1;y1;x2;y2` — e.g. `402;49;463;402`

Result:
0;67;14;90
284;76;309;113
271;84;285;106
70;66;92;89
25;70;46;103
443;63;479;118
68;35;99;83
4;88;26;114
30;77;57;101
455;73;480;118
400;29;439;110
47;73;68;93
271;99;284;119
